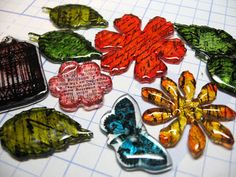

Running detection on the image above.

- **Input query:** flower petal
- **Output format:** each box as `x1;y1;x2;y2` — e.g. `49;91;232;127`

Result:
178;71;196;101
95;30;124;52
134;53;167;83
202;105;236;121
98;74;113;93
141;87;174;108
201;119;234;149
158;39;186;64
114;14;141;35
143;16;174;39
188;122;206;158
59;94;80;112
161;76;179;101
101;50;133;75
59;61;78;74
159;115;187;147
142;108;174;125
48;76;65;97
197;83;217;105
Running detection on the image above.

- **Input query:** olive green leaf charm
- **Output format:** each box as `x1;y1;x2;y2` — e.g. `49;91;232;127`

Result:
207;56;236;95
174;24;236;61
28;30;101;63
43;4;108;29
0;107;93;161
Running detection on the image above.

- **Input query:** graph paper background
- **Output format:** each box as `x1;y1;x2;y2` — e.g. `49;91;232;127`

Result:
0;0;236;177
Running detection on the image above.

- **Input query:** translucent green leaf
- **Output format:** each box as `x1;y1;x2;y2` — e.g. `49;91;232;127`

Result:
0;107;93;160
175;24;236;62
29;30;101;63
207;56;236;96
43;4;108;29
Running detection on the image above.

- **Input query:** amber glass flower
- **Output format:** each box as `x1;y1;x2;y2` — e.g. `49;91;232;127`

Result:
142;71;235;158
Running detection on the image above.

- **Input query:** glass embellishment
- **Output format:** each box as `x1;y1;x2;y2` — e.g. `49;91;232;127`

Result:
207;56;236;95
29;30;101;63
175;24;236;95
43;4;108;29
0;36;48;113
142;71;235;158
95;14;186;83
174;23;236;61
100;94;172;173
0;107;93;161
49;61;112;112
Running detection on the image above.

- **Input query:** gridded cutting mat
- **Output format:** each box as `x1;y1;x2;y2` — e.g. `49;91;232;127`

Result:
0;0;236;177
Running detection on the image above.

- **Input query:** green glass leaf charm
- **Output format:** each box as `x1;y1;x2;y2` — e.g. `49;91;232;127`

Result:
28;30;101;63
0;107;93;161
43;4;108;29
207;57;236;95
175;24;236;61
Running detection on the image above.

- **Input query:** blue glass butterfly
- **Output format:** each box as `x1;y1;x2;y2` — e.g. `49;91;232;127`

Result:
100;94;172;173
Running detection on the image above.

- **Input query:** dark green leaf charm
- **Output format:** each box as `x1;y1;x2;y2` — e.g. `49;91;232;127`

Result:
28;30;101;63
0;107;93;161
43;4;108;29
207;57;236;96
175;23;236;61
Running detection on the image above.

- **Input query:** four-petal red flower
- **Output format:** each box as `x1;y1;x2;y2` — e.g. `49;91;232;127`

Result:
95;14;186;83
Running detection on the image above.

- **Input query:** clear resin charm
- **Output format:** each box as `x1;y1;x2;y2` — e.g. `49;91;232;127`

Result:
100;94;172;173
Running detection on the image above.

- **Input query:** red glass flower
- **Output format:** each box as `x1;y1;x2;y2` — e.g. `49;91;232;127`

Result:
95;14;186;83
49;61;112;112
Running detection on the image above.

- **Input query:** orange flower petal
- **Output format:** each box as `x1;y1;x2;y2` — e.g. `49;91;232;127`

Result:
197;83;217;105
161;76;179;101
159;115;187;147
178;71;196;101
202;105;236;121
188;122;206;158
141;87;173;108
201;119;234;149
142;108;173;125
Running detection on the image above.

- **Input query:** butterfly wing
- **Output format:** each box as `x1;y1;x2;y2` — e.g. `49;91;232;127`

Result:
100;94;142;136
100;94;172;173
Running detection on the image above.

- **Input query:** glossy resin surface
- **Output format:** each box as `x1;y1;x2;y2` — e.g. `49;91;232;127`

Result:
95;14;186;83
142;71;235;158
43;4;108;29
100;94;172;173
29;30;101;63
0;107;93;161
49;61;112;112
0;37;48;113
